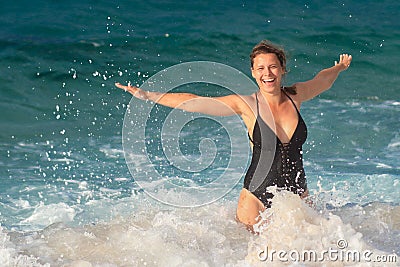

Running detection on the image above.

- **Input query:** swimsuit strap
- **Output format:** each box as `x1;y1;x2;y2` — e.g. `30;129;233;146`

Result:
282;88;300;114
255;92;260;115
247;93;260;144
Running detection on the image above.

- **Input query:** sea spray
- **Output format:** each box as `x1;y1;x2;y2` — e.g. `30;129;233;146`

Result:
246;189;397;266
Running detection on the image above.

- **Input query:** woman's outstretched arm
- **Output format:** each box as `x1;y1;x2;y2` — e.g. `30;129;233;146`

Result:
293;54;352;102
115;82;245;116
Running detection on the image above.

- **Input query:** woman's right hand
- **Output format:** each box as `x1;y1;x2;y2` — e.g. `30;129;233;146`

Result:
115;82;147;100
115;82;244;116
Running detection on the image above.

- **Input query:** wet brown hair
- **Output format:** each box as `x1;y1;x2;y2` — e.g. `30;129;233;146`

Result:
250;40;297;95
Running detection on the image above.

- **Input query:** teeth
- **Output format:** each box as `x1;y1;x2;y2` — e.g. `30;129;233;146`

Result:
263;78;274;82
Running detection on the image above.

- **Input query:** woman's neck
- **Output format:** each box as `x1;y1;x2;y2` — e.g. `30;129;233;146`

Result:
259;87;284;106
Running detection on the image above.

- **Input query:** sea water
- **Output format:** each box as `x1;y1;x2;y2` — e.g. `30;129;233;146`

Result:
0;1;399;266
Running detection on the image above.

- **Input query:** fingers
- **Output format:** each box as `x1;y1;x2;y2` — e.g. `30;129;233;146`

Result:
115;82;147;100
336;53;352;70
115;82;137;93
343;54;352;68
340;53;352;62
115;82;128;90
115;82;124;90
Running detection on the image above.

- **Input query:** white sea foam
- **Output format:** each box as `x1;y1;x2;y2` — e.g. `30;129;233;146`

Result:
19;203;79;230
314;173;400;207
3;190;398;266
246;189;399;266
14;199;250;266
0;225;49;267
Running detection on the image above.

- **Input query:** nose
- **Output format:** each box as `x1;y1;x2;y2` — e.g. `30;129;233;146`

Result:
264;67;273;76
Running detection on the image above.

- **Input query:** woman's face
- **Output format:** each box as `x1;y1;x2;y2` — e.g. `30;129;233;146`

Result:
251;53;284;93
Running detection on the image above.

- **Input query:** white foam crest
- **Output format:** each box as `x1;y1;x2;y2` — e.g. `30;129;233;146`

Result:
5;189;399;266
246;189;398;266
22;201;250;266
0;225;49;267
333;202;400;255
135;185;240;208
387;134;400;150
99;145;124;159
20;203;79;230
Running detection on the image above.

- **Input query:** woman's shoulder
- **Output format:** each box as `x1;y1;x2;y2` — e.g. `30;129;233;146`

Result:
238;93;256;101
231;93;258;117
282;87;303;109
233;93;257;108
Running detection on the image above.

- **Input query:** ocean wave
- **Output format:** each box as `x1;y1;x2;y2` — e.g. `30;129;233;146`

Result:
2;190;398;266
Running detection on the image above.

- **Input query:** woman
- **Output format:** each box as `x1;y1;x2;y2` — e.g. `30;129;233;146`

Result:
115;40;352;229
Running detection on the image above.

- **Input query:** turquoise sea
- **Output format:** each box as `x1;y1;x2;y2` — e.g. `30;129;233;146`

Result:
1;1;399;266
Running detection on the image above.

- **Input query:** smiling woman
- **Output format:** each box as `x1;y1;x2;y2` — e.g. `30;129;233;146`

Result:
115;39;352;231
1;0;400;264
249;40;297;95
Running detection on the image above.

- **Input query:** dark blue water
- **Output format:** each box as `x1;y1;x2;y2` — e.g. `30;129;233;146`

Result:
0;1;399;266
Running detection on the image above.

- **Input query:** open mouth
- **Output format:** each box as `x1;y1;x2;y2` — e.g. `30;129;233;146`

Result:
262;78;275;84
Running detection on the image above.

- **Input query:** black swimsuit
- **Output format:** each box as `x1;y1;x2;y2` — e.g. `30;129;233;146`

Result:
243;90;307;207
